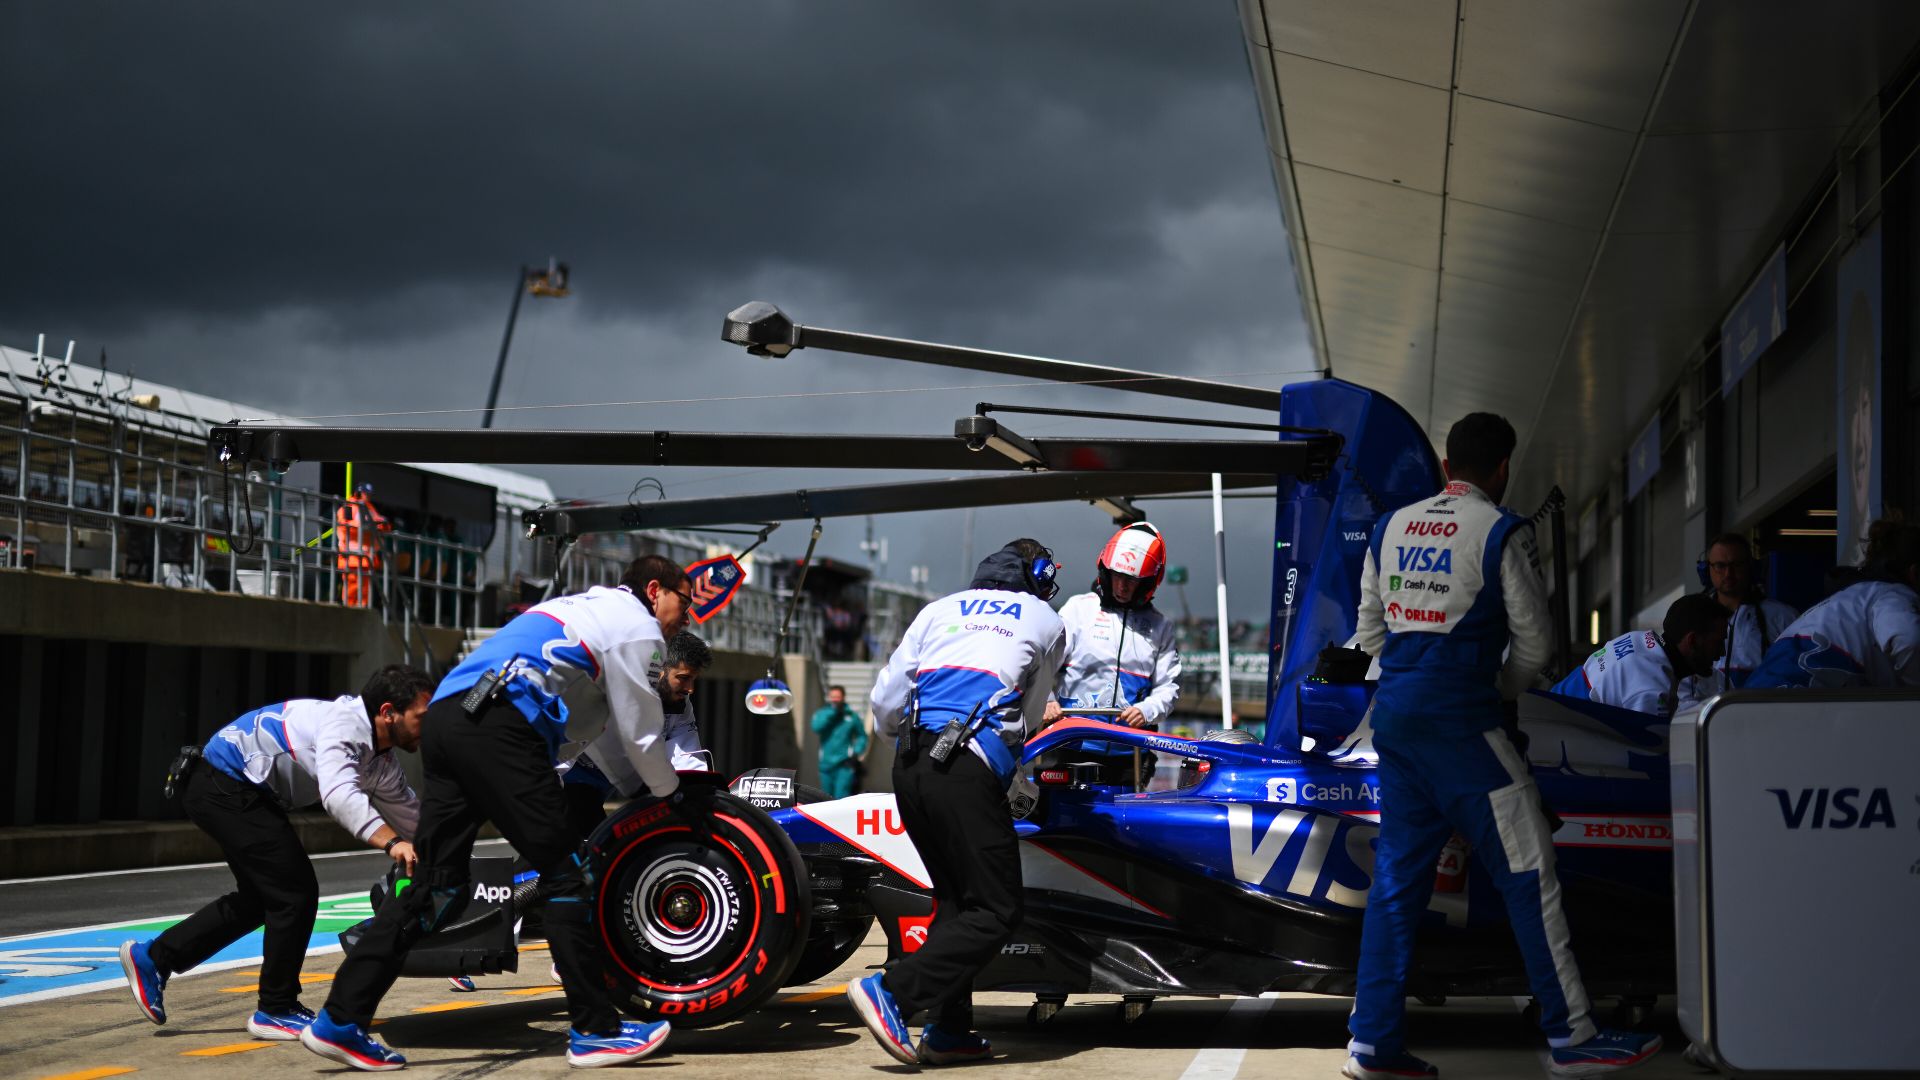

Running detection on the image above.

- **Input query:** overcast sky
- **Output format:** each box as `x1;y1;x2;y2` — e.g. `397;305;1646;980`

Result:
1;2;1316;619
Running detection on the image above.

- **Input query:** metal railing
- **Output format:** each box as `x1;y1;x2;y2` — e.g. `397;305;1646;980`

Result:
0;393;485;639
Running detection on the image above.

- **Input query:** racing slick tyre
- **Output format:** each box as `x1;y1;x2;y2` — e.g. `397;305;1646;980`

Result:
588;779;812;1028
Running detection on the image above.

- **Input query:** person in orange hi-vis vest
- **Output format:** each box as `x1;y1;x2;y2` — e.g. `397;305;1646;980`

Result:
335;484;392;608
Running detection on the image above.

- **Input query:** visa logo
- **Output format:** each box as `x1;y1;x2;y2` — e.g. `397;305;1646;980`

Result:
1395;547;1453;574
957;598;1023;618
1768;787;1897;829
1343;530;1368;542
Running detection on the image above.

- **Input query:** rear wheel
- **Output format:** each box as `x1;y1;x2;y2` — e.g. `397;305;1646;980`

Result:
588;785;811;1027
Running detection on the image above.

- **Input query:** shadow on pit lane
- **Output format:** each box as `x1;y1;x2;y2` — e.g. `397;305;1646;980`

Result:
667;995;864;1055
358;992;865;1057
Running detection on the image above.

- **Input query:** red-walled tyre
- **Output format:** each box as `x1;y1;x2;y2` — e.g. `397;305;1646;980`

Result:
586;780;811;1027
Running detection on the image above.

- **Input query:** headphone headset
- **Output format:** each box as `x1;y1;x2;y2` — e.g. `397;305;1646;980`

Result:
1029;552;1061;602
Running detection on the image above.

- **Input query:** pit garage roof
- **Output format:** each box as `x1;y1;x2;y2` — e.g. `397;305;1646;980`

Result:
1240;0;1920;508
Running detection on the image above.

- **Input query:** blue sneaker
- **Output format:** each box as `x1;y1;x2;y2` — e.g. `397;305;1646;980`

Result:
918;1024;991;1065
248;1004;318;1040
846;972;918;1066
566;1020;672;1068
118;940;167;1025
1342;1049;1439;1079
300;1009;407;1072
1550;1029;1663;1077
448;976;478;992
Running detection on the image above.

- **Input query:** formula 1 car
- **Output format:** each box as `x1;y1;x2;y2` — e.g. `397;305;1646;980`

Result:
743;683;1675;1026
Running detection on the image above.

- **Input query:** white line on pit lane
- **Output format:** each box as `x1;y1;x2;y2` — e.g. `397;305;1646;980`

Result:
1178;996;1276;1080
0;837;512;886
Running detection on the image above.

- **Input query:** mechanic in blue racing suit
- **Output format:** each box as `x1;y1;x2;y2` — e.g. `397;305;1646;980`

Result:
1345;412;1660;1080
846;539;1067;1068
1746;518;1920;689
1676;533;1797;708
1552;594;1729;717
303;555;693;1072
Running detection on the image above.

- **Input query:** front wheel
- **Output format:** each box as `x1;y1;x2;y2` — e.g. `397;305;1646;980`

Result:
588;783;812;1027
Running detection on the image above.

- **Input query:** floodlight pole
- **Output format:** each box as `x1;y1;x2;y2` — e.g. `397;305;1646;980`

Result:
482;265;530;430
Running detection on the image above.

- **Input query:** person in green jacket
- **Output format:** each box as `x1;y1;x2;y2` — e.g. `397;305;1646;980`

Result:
810;685;869;799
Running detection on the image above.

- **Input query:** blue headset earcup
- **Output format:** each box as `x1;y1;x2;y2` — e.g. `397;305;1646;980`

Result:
1696;558;1711;589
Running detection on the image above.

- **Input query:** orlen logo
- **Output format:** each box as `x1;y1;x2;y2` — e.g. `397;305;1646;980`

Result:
1404;521;1458;537
898;915;932;953
1769;787;1898;829
856;808;908;836
472;883;513;904
1389;604;1446;624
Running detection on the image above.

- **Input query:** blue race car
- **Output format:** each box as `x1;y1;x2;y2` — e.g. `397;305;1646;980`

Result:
744;680;1674;1026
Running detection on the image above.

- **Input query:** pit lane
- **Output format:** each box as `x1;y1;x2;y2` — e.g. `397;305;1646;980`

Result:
1;858;1705;1080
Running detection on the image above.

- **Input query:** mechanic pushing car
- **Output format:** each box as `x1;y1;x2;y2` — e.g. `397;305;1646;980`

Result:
118;665;433;1041
1042;522;1181;785
1551;593;1730;718
300;555;694;1072
1746;517;1920;688
561;628;716;841
1345;412;1660;1080
846;539;1068;1068
1675;533;1798;708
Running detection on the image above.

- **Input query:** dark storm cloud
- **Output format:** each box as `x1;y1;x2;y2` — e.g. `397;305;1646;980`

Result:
0;2;1316;611
3;2;1275;343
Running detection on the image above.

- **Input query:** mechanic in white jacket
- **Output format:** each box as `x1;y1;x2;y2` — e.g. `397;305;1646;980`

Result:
1551;594;1730;717
304;555;692;1072
1747;519;1920;689
1676;533;1798;709
1044;522;1182;727
118;665;434;1041
848;539;1067;1067
562;628;716;840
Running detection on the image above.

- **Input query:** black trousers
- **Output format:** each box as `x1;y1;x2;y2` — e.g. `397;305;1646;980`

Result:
561;780;611;845
323;698;622;1034
881;746;1023;1031
148;760;319;1013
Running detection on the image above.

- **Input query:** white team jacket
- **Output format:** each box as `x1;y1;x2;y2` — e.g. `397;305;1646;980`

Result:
572;698;708;797
203;695;420;843
1050;592;1182;724
1676;596;1798;708
1553;630;1678;717
870;588;1067;773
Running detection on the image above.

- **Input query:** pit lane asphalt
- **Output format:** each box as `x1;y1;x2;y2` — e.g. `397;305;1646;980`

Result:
2;858;1707;1080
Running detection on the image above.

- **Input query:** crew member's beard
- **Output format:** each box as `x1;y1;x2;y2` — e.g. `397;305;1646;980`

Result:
661;693;688;712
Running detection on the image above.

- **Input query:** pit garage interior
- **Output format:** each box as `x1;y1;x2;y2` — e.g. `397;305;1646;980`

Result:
1240;0;1920;634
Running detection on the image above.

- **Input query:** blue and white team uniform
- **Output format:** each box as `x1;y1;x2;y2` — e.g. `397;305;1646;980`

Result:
565;697;708;798
1676;597;1797;709
1745;580;1920;689
1051;592;1182;723
435;585;679;797
204;695;421;841
1350;480;1596;1059
870;587;1066;788
1552;630;1680;717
